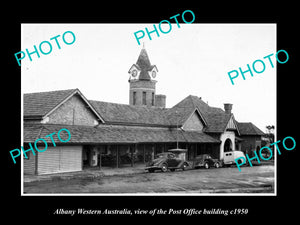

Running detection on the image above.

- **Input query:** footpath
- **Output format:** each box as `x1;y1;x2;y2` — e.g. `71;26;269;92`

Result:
24;165;146;183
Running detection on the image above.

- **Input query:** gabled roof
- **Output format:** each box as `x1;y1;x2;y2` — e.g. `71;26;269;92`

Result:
165;97;207;127
23;89;262;137
23;89;104;123
204;112;232;133
24;89;77;118
89;100;170;126
236;122;265;136
167;95;232;133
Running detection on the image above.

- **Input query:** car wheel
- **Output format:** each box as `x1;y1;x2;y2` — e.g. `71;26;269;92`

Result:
204;162;210;169
214;162;220;168
161;164;168;172
182;163;188;171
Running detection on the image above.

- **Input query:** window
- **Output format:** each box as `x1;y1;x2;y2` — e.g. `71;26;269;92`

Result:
168;154;175;159
142;92;146;105
151;92;154;106
133;92;136;105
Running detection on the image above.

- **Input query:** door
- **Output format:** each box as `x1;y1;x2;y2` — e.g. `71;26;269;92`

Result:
224;152;233;164
59;146;82;172
166;154;176;167
167;153;181;167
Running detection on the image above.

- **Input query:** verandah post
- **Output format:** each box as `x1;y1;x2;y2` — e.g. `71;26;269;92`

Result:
116;145;119;168
143;144;146;164
99;146;102;170
131;145;134;167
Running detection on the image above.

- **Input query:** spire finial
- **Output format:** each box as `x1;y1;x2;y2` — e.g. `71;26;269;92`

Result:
142;42;145;49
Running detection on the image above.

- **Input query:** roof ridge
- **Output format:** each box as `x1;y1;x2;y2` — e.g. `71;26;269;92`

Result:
24;88;78;95
90;100;168;111
188;95;198;110
89;100;129;106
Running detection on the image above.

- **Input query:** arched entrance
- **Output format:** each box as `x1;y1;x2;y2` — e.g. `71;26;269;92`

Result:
224;138;233;152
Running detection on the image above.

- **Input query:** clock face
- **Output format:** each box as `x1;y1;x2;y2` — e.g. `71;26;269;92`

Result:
132;69;137;77
152;70;156;78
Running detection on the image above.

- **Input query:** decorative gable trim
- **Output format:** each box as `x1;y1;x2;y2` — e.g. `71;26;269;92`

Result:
150;65;158;72
194;108;208;127
226;114;240;135
128;64;141;73
128;64;142;80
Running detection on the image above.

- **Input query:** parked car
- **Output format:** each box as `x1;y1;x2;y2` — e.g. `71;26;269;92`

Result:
192;154;221;169
223;151;247;166
145;149;189;173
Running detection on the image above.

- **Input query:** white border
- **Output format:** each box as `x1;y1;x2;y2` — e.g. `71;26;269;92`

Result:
21;23;277;197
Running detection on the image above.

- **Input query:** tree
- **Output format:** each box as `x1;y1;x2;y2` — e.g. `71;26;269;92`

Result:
263;125;275;159
265;125;275;143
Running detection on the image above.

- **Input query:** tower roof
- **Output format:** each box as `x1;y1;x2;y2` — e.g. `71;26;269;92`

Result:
135;48;156;80
136;48;151;69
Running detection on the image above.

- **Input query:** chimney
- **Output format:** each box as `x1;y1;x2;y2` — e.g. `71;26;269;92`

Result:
224;103;233;114
155;94;166;108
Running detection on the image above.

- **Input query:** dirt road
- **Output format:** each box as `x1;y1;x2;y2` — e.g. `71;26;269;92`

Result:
24;165;274;194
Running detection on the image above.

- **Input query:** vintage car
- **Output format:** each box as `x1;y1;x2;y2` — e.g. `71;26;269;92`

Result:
192;154;221;169
223;151;247;166
145;149;189;173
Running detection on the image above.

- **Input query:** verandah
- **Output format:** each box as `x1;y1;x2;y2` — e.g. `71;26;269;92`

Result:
83;142;219;169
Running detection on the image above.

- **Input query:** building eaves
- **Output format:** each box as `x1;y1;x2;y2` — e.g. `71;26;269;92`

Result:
23;123;220;144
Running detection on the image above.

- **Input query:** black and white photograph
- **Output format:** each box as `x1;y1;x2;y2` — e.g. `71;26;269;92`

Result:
21;23;276;195
4;5;298;221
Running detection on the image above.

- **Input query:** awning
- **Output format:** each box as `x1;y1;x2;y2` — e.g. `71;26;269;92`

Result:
24;123;221;145
235;136;244;142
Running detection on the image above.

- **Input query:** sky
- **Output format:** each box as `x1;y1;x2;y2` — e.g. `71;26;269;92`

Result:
21;23;276;132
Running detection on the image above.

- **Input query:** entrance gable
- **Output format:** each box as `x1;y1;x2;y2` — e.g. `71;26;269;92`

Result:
225;115;239;134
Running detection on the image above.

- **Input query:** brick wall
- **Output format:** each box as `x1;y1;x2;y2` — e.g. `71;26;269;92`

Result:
182;111;204;131
240;135;262;155
24;150;36;175
129;80;156;106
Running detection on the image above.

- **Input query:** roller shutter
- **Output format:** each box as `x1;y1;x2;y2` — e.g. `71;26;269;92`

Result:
38;146;82;175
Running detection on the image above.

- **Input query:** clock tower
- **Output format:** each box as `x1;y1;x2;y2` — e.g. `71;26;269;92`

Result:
128;46;159;107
